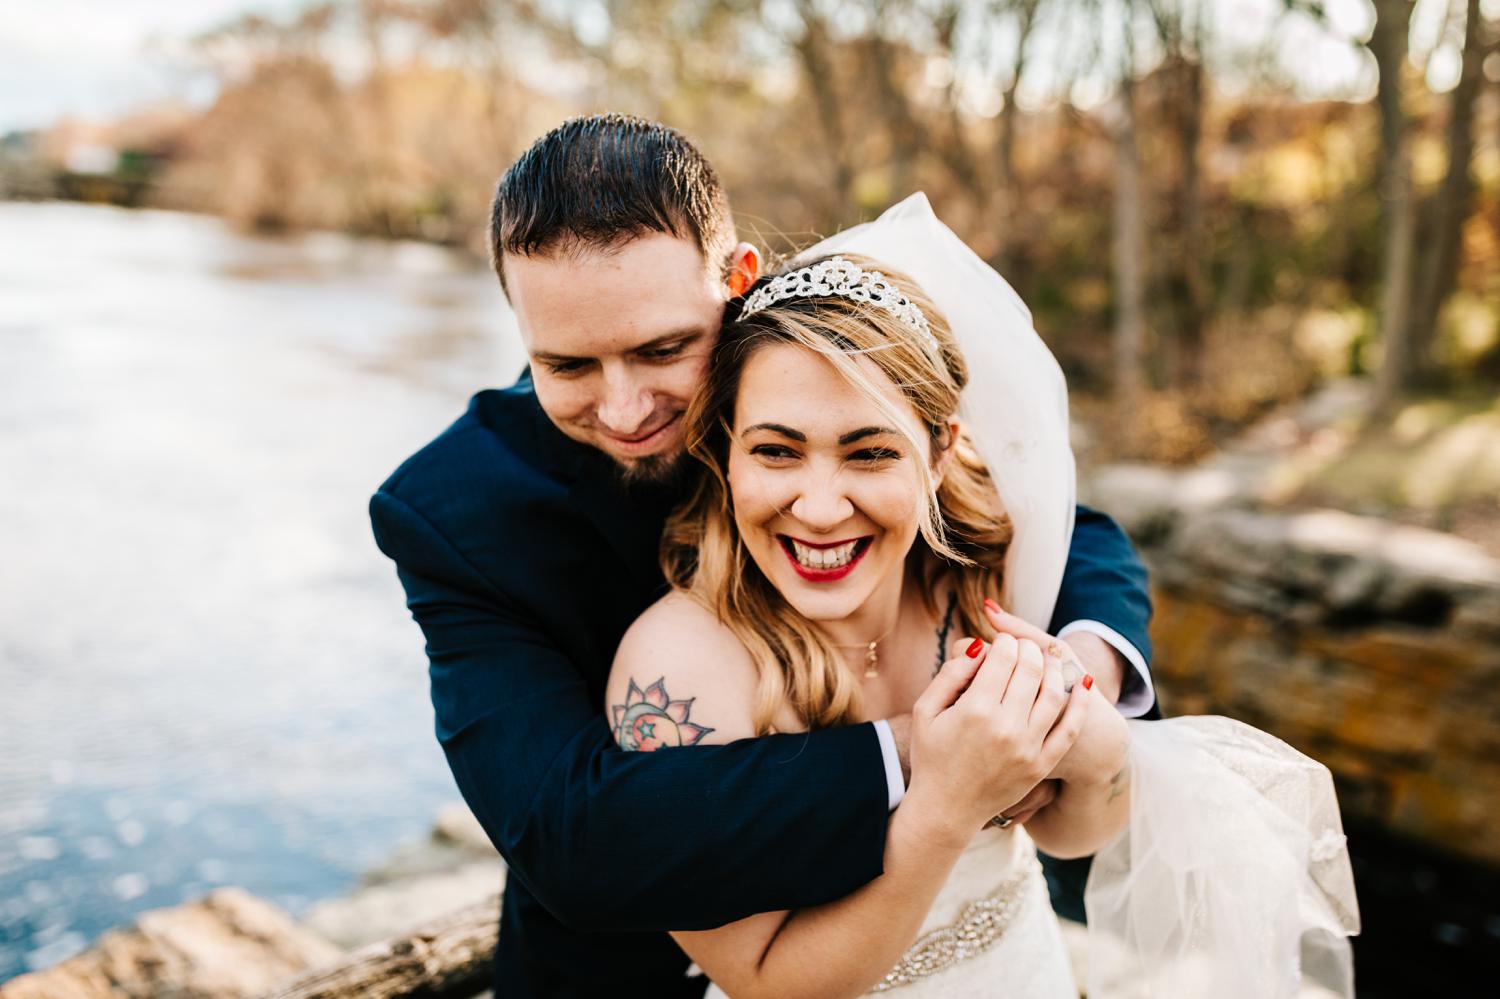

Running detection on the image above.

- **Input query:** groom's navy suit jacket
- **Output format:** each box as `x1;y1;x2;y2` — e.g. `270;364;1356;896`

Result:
370;378;1154;997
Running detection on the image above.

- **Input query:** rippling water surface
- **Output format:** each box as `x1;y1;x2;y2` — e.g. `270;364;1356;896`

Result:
0;202;523;980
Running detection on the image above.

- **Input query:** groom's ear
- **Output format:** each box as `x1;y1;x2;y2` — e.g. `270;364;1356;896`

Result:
724;242;761;298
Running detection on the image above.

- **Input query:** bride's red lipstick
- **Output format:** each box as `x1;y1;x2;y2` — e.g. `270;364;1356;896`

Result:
778;536;873;582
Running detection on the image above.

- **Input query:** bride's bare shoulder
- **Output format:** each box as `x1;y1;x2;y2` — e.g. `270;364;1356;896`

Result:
618;593;756;667
604;592;759;748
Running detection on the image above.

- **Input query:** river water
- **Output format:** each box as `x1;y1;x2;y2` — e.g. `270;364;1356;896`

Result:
0;202;523;979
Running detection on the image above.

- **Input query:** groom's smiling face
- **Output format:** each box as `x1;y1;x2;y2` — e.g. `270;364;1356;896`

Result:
507;232;755;482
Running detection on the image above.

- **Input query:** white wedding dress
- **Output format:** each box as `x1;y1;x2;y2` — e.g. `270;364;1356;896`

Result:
702;715;1359;999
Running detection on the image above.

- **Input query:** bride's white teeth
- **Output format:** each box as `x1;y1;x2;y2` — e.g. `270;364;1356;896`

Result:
788;539;862;570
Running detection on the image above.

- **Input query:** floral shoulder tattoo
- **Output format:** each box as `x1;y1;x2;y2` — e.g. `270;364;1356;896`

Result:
611;677;715;751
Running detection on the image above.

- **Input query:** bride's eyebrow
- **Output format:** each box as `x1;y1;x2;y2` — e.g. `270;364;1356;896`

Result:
838;426;900;445
739;423;903;445
741;422;806;441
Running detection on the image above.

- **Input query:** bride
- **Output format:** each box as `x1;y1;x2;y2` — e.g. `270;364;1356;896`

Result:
604;195;1359;998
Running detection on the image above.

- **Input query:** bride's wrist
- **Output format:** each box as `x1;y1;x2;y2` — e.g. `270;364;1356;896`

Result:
896;783;978;854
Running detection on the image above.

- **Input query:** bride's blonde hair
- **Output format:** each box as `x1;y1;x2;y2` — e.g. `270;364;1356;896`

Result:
662;255;1013;734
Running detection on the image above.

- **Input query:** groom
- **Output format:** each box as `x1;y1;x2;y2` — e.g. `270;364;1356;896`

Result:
371;113;1157;997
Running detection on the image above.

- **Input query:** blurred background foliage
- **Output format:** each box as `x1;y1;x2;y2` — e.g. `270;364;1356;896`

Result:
10;0;1500;504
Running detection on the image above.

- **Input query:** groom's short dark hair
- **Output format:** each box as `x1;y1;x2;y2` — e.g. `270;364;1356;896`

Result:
490;113;736;290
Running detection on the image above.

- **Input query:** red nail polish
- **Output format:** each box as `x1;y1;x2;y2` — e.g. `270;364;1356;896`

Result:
1082;674;1094;690
965;638;985;658
983;598;1001;614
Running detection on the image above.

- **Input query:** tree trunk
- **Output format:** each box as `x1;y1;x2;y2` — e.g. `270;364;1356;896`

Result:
864;6;925;200
1113;73;1147;420
1408;0;1492;382
1371;0;1418;407
934;2;984;213
1143;0;1210;387
261;896;500;999
993;0;1041;274
793;8;857;223
1174;54;1209;386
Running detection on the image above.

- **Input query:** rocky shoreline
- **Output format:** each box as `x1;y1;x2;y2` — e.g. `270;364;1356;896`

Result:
1080;458;1500;994
0;806;504;998
1086;461;1500;867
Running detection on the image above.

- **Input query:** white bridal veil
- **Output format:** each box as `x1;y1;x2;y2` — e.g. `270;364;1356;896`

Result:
803;194;1360;997
797;193;1075;629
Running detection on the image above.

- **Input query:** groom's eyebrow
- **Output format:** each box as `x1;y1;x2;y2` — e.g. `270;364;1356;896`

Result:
530;328;705;364
631;328;706;352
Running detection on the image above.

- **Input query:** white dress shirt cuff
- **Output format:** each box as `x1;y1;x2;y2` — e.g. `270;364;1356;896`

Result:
1057;619;1156;718
872;718;906;811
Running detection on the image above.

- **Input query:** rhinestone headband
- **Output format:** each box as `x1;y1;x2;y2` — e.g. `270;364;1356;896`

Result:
739;256;940;355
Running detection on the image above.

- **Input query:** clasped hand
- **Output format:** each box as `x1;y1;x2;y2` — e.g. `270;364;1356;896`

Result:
905;622;1129;846
904;632;1087;848
978;606;1132;793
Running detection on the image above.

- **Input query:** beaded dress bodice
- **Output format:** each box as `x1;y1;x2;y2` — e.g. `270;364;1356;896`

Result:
858;825;1076;997
700;824;1076;998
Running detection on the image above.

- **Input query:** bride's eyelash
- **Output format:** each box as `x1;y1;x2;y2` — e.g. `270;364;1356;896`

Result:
851;447;902;463
746;444;902;462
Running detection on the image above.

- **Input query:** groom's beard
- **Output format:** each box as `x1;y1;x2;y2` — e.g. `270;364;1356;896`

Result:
612;447;695;492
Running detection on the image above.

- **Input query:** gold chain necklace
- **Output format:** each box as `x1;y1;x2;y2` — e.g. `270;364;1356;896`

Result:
832;613;902;679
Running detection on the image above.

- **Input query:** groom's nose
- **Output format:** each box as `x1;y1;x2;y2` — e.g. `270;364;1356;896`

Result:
595;367;654;434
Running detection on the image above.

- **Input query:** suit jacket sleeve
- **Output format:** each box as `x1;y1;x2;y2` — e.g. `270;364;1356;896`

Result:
1049;504;1154;672
370;489;890;933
